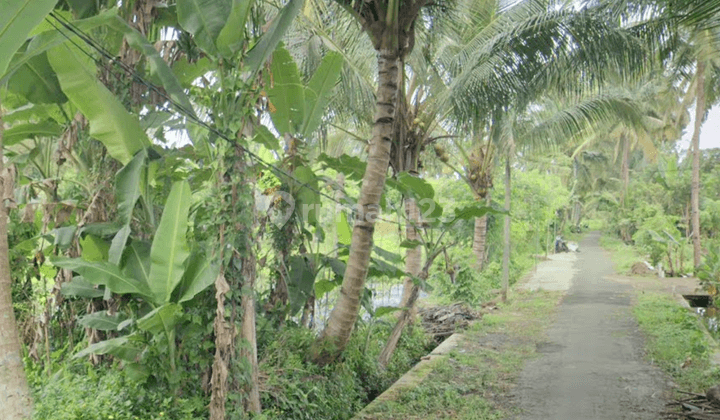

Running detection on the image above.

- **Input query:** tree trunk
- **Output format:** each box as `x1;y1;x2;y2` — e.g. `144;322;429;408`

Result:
691;59;705;272
235;146;261;413
378;280;419;369
240;238;261;413
209;271;232;420
620;133;630;207
573;201;582;229
300;294;315;328
313;50;399;364
501;156;511;303
472;204;489;271
399;197;422;308
0;100;34;418
379;247;443;368
210;147;261;417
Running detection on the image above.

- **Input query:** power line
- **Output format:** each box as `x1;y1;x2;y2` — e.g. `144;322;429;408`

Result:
45;12;408;228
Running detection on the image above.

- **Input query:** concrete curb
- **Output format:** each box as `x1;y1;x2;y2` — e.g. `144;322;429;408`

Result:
351;333;465;419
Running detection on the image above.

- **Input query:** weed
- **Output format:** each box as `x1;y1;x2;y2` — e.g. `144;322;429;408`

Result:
600;234;643;273
357;290;562;419
633;293;720;392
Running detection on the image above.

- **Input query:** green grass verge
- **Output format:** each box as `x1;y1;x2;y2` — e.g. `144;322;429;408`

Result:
355;290;562;420
633;293;720;392
599;233;643;274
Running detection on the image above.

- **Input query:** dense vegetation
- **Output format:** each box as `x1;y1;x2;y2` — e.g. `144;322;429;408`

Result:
1;0;720;419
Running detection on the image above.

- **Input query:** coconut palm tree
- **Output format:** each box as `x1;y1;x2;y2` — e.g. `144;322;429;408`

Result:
313;0;669;363
685;29;720;270
646;10;720;270
312;0;447;364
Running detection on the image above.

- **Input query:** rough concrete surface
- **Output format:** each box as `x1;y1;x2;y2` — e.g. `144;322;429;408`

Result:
512;231;670;419
520;252;578;292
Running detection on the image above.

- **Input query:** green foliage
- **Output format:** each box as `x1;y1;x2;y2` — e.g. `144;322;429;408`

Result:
47;41;151;164
257;323;433;420
265;44;343;141
361;291;562;420
52;180;218;385
3;121;63;145
429;262;487;305
243;0;303;79
698;247;720;295
176;0;232;56
599;234;643;273
633;294;720;391
31;364;206;420
216;0;255;58
631;204;680;266
0;0;58;77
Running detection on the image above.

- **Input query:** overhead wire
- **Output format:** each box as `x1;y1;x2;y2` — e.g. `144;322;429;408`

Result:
44;12;413;228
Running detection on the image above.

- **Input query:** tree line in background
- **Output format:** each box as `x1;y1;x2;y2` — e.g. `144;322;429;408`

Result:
1;0;720;418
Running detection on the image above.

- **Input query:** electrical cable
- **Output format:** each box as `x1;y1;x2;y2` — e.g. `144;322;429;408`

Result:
44;12;413;228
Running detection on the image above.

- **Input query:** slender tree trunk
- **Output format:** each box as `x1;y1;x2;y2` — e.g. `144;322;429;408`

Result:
472;193;491;270
240;239;261;413
379;247;443;368
300;294;315;328
473;216;487;270
389;197;422;362
0;100;34;419
620;133;630;207
210;147;261;417
235;147;260;413
691;60;705;272
573;201;582;228
502;156;511;303
378;279;420;368
209;270;232;420
313;51;399;363
399;197;422;307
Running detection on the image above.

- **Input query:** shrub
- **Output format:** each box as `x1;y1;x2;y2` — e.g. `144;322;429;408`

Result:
257;322;433;419
32;364;206;420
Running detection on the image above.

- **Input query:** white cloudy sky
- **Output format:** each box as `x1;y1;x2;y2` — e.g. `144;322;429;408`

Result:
679;105;720;151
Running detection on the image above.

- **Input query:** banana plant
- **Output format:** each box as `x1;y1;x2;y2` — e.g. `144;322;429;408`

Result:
0;1;66;415
52;179;219;383
2;8;197;164
261;45;343;225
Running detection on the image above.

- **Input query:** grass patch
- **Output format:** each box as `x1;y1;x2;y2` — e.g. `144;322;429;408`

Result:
355;290;562;420
633;293;720;392
599;233;642;274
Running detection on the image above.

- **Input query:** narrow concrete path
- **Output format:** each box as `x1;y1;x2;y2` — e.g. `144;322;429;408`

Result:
512;232;669;419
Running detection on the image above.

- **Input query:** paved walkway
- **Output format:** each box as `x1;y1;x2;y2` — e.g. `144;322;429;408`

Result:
512;232;669;419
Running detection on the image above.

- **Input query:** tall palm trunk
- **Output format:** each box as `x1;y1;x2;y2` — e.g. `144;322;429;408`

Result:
0;100;33;418
469;139;493;271
473;216;488;270
501;155;511;303
620;133;630;207
691;60;705;272
472;194;491;270
314;51;400;363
